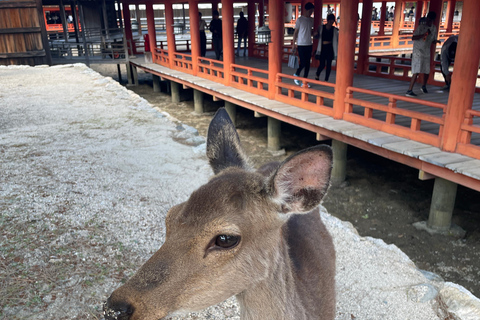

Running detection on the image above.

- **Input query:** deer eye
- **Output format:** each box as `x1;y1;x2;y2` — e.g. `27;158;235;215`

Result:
214;235;240;249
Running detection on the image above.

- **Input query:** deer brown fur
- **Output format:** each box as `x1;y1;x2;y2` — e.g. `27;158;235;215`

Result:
104;108;336;320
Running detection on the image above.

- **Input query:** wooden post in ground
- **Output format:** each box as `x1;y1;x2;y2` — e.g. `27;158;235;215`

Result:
247;1;256;57
258;0;264;26
222;0;234;86
225;101;236;126
122;3;134;55
194;90;204;114
333;0;359;119
391;0;402;49
267;0;284;99
171;81;181;103
441;0;480;152
188;0;200;75
131;64;138;86
153;75;161;92
165;1;176;69
331;140;347;186
445;0;456;33
146;1;156;59
428;178;458;230
378;1;387;36
357;0;373;74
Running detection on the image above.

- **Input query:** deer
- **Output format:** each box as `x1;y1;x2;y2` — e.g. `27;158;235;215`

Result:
104;108;336;320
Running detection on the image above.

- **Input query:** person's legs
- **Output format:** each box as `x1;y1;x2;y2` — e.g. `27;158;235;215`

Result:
243;36;247;55
325;58;333;81
316;59;326;80
302;45;312;78
236;37;241;56
408;74;418;91
295;46;307;77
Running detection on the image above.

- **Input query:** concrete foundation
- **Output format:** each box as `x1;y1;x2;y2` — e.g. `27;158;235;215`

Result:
194;90;204;114
267;117;285;155
427;177;458;231
153;75;161;93
331;140;348;186
171;81;181;103
225;101;236;126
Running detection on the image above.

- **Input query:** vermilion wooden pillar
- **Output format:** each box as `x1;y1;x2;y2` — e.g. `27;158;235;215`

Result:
357;0;372;74
188;0;200;75
248;1;256;57
333;0;359;119
314;0;323;29
258;0;264;26
145;1;156;56
422;1;428;16
391;0;402;48
122;2;135;55
445;0;456;33
378;1;387;36
268;0;284;99
212;1;218;13
165;0;176;68
222;0;234;86
429;0;443;31
414;1;423;29
441;0;480;152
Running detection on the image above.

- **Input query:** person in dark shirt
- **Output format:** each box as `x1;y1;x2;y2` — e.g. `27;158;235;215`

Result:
236;12;248;57
314;14;339;82
209;10;223;60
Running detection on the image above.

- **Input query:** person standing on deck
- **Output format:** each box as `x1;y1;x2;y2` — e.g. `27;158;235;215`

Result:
292;2;315;88
440;35;458;90
405;11;440;97
236;12;248;57
314;14;338;82
199;12;207;57
209;10;223;60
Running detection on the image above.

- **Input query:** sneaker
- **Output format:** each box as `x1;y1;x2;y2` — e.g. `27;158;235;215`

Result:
293;74;301;86
301;83;311;88
421;86;428;94
405;90;417;97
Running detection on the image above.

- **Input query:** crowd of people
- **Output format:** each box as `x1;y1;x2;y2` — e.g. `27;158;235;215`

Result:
197;3;457;96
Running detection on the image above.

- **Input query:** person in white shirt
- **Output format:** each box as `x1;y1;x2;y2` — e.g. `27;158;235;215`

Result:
292;2;315;87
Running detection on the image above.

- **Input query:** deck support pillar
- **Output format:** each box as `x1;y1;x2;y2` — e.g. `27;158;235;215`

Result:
267;117;284;154
225;101;236;126
391;0;402;48
333;0;358;118
171;81;181;103
331;140;347;186
193;90;204;114
153;75;161;92
126;63;138;86
441;0;480;152
427;178;457;231
357;0;373;74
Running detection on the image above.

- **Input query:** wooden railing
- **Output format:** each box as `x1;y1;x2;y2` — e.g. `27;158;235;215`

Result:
230;64;269;98
457;109;480;158
153;47;169;66
172;52;193;72
343;87;445;147
197;57;224;81
275;74;335;116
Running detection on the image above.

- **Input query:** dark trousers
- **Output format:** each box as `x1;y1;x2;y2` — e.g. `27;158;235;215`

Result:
295;45;313;78
213;37;223;60
316;45;334;81
200;31;207;57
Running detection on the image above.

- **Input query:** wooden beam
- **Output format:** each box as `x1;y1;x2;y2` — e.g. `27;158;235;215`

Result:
418;170;435;180
0;27;41;34
316;133;330;141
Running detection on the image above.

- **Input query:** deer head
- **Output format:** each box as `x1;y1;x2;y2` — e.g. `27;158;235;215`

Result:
104;108;333;320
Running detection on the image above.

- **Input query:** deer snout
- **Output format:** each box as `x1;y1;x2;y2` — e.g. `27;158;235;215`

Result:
103;296;134;320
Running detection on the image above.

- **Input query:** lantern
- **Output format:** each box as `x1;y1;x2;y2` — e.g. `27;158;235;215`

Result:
256;26;271;44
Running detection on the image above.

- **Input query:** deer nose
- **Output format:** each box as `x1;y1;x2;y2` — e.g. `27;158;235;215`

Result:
103;298;134;320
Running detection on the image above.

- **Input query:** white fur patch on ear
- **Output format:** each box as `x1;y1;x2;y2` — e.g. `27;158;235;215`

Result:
271;146;332;214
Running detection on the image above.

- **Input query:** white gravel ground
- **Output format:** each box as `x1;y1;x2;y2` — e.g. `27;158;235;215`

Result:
1;64;479;320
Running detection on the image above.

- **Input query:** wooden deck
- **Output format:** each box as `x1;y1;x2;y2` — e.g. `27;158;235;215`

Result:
129;56;480;193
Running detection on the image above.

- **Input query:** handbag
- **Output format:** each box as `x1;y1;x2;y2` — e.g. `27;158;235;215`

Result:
288;54;299;69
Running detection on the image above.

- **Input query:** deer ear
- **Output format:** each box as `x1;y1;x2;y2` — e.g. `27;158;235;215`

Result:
207;108;250;174
269;145;332;214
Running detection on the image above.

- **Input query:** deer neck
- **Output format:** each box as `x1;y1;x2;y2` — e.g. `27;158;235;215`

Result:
235;237;307;320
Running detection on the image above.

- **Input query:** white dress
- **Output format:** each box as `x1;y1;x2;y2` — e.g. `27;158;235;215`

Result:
411;24;437;74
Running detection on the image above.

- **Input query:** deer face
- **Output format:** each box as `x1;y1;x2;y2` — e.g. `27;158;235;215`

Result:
104;109;332;320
